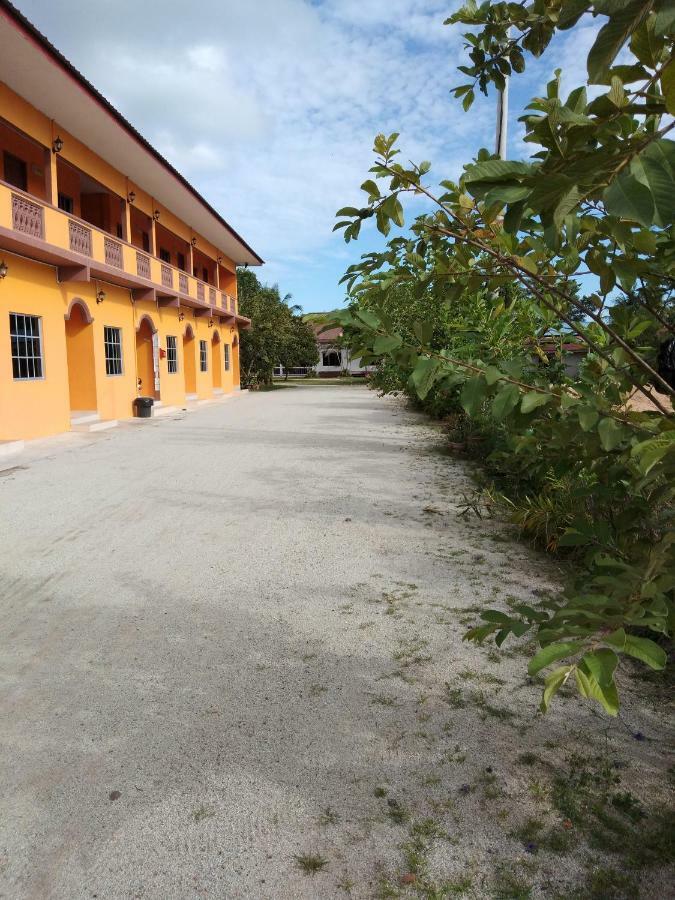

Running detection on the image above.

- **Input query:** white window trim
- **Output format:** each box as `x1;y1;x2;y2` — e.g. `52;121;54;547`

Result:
10;312;45;381
103;325;124;377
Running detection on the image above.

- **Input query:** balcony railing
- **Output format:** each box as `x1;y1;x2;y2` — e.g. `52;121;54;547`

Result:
161;263;173;289
1;181;244;322
104;236;123;269
69;219;92;256
136;252;151;280
12;192;44;239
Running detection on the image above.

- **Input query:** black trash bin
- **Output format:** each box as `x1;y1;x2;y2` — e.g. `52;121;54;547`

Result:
133;396;154;418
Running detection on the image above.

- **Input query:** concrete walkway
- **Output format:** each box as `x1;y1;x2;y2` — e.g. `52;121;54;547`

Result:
0;387;666;899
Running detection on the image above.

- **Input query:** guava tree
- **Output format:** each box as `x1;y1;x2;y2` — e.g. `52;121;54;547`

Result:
332;1;674;714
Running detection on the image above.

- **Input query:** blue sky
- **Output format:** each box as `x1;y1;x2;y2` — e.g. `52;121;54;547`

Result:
15;1;597;313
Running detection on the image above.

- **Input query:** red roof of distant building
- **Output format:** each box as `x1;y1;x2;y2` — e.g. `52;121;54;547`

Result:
313;325;343;343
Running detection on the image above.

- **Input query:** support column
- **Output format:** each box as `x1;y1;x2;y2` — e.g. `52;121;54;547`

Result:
45;129;58;206
123;178;132;243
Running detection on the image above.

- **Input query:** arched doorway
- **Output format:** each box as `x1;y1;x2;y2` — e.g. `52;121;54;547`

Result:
183;324;196;395
64;299;97;412
135;315;158;397
232;334;240;387
211;330;222;390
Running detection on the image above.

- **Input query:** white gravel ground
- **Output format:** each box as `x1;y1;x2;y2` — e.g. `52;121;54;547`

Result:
0;386;671;900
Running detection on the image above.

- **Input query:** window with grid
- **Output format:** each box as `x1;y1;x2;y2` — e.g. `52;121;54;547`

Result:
104;326;123;375
10;313;43;379
224;343;231;371
166;335;178;374
199;339;208;372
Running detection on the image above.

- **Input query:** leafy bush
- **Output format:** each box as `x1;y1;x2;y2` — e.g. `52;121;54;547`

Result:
331;1;675;714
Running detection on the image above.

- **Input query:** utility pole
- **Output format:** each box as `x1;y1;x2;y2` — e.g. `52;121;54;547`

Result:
495;77;509;159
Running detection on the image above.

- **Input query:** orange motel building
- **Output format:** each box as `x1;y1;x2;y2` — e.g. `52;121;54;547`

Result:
0;1;262;443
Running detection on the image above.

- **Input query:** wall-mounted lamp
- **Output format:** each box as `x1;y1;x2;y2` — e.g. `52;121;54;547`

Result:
52;135;64;154
0;260;8;279
244;262;249;269
208;318;214;328
217;256;222;265
191;237;197;247
96;289;106;304
153;209;160;221
127;191;136;203
178;311;185;322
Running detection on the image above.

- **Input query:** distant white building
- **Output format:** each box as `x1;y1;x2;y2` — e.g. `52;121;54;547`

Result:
275;323;374;378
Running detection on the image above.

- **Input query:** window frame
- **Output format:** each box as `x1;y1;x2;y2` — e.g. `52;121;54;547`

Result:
224;343;230;371
103;325;124;376
9;312;44;381
199;339;208;372
166;335;178;374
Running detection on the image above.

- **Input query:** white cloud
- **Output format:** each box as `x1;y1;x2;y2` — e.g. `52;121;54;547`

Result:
12;0;589;306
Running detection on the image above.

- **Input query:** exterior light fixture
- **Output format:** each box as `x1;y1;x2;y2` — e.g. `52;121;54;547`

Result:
217;256;222;264
208;318;214;328
127;191;136;203
153;210;160;221
52;135;64;154
244;262;249;269
178;311;185;322
96;289;106;304
0;260;7;279
191;237;197;247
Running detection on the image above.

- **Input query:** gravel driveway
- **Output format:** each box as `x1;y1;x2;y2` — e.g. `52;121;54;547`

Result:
0;386;669;899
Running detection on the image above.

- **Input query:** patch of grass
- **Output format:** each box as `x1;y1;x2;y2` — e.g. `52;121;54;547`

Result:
517;752;539;766
491;864;532;899
294;853;329;875
371;693;396;707
318;806;339;826
443;684;466;708
551;754;674;871
193;805;215;823
386;798;410;825
580;866;640;899
512;817;575;854
374;786;388;798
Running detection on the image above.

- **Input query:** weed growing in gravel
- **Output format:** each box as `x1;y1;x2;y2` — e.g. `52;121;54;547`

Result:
192;805;214;823
374;786;388;798
318;806;340;826
294;853;329;875
516;752;539;767
371;693;397;707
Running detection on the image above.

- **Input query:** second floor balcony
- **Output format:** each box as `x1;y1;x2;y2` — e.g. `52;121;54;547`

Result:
0;116;248;327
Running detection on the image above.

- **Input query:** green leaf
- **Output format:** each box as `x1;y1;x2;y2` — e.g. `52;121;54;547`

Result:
623;635;667;670
604;172;654;227
361;179;380;201
578;406;599;431
583;648;618;687
480;610;512;624
462;89;475;111
413;320;434;345
410;356;443;400
587;0;651;83
540;665;572;713
528;641;583;676
577;661;620;715
631;141;675;228
483;365;502;386
661;59;675;115
336;206;360;217
460;376;488;417
373;334;402;354
492;384;521;421
521;392;553;414
597;417;625;451
514;255;539;275
354;309;381;330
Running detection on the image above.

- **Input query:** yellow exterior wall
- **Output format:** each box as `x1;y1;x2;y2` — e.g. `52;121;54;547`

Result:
0;80;247;441
0;255;70;439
